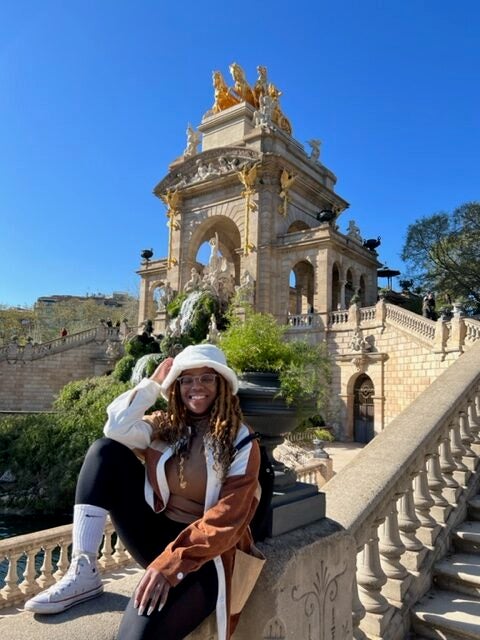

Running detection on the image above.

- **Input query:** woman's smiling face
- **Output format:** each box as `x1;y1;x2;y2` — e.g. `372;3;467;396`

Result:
178;366;219;415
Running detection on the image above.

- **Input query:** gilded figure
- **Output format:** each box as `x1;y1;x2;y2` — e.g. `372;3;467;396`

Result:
268;83;292;135
229;62;256;107
211;70;239;114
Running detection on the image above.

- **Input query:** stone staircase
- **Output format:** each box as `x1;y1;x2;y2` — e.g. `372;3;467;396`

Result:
412;493;480;639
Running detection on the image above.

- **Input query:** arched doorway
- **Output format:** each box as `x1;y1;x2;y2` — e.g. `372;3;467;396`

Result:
353;374;374;443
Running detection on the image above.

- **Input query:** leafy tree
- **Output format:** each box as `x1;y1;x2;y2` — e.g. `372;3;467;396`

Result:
0;306;35;346
401;202;480;313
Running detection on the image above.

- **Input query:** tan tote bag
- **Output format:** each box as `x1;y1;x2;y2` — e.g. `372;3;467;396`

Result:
230;546;266;615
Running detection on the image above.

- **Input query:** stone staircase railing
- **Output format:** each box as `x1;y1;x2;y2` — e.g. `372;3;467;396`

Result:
0;517;133;610
323;338;480;639
0;326;121;363
324;301;480;354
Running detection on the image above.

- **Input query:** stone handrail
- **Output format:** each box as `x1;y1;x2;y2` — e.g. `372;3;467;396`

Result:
0;518;132;609
323;339;480;638
0;326;119;363
286;312;321;329
464;316;480;344
384;302;436;344
328;309;349;325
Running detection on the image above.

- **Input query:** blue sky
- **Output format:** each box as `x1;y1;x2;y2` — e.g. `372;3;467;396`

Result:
1;1;479;307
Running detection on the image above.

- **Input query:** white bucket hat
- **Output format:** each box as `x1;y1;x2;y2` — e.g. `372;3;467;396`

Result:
160;344;238;398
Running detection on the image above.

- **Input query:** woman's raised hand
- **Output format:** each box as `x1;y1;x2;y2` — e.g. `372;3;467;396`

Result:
149;357;174;385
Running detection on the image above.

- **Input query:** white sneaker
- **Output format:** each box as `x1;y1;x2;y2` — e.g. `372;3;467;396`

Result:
24;553;103;614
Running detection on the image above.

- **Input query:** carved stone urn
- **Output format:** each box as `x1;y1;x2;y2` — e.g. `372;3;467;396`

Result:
237;371;298;490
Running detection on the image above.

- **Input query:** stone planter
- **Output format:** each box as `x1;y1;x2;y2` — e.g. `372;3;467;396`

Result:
237;371;298;490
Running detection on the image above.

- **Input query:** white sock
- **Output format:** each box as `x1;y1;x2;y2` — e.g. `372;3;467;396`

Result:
72;504;108;557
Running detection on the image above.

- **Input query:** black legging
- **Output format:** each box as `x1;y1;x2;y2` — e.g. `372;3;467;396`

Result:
76;437;218;640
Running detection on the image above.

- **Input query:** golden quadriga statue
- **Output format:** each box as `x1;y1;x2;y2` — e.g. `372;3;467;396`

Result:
208;63;292;135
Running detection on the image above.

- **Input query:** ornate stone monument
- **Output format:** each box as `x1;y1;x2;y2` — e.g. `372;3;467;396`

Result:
137;62;379;332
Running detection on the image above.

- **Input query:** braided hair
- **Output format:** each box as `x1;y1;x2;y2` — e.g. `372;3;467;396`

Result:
150;374;244;482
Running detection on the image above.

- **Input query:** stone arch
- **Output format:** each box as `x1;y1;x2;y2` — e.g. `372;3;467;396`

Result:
332;262;341;310
186;212;242;287
289;259;314;314
345;372;375;443
345;267;355;307
358;274;366;306
287;220;310;233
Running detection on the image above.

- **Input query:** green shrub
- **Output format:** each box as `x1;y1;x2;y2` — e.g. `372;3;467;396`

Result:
112;354;136;382
312;428;335;442
220;310;331;413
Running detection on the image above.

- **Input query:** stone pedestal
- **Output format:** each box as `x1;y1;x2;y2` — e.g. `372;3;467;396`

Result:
267;482;325;537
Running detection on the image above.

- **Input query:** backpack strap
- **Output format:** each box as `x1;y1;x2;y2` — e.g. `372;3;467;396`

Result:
235;431;261;452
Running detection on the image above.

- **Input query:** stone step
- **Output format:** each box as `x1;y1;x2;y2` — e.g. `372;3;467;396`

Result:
434;553;480;598
453;521;480;554
467;495;480;521
412;589;480;640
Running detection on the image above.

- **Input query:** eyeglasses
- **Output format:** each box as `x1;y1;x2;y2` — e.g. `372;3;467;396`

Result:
177;373;218;387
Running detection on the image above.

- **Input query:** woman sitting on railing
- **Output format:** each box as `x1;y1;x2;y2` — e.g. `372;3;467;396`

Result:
24;344;261;640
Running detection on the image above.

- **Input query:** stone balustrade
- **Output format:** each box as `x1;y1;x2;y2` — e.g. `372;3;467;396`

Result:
384;303;436;344
286;312;321;329
0;326;120;364
323;338;480;639
0;518;132;610
464;317;480;344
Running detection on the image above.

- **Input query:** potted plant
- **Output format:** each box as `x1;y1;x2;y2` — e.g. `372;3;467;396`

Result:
219;310;331;489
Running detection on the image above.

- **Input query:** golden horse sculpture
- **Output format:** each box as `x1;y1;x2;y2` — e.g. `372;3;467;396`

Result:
208;63;292;135
211;70;240;114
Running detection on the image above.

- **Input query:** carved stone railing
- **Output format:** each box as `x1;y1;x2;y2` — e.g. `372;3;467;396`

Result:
0;326;120;363
329;309;350;325
0;518;133;609
384;303;436;345
323;339;480;639
464;317;480;345
287;312;322;329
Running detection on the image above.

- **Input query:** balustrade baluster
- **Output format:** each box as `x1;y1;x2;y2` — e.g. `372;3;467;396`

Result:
99;528;116;570
356;523;397;637
352;571;367;640
450;419;471;486
379;500;411;606
53;541;70;581
19;549;38;596
37;545;56;590
112;536;130;564
413;460;440;545
0;553;22;601
458;410;477;466
439;432;461;506
467;394;480;445
397;482;426;571
427;448;451;523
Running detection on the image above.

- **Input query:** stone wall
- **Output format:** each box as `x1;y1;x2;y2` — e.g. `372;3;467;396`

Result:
0;329;122;412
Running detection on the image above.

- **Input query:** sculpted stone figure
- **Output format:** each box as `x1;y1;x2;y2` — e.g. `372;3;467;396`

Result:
307;139;322;161
347;220;362;243
184;267;202;293
253;65;269;106
184;124;201;157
